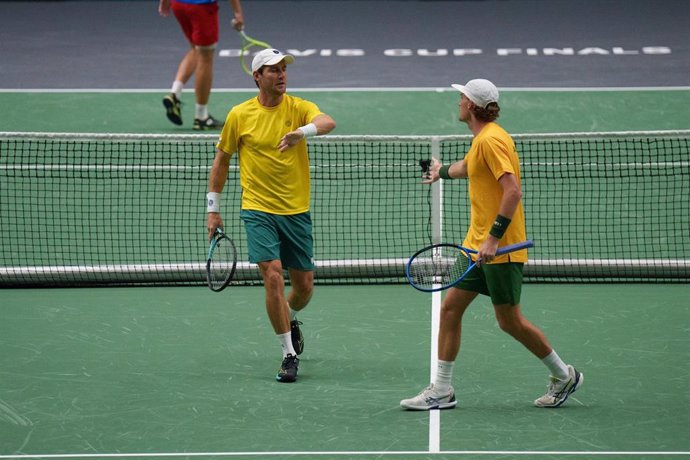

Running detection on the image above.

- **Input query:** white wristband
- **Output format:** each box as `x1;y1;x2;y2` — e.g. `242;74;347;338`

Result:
297;123;318;138
207;192;221;213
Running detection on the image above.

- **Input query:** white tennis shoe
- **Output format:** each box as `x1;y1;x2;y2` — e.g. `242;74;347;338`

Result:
534;364;584;408
400;384;457;410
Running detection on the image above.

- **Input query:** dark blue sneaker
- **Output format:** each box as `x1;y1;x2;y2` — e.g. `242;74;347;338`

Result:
290;320;304;355
162;93;182;126
276;354;299;383
193;115;224;130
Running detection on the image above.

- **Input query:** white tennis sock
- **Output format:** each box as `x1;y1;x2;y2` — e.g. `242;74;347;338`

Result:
541;350;569;380
434;360;455;393
278;332;296;358
171;80;184;99
195;104;209;121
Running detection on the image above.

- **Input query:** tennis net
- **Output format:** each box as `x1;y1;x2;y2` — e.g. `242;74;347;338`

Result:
1;130;688;286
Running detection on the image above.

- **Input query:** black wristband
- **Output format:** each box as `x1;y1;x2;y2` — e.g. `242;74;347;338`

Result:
439;165;452;180
489;214;511;239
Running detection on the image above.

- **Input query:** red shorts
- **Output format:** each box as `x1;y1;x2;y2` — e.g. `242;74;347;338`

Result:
171;1;219;48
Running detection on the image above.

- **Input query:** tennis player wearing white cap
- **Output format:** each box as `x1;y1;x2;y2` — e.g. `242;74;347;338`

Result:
400;78;583;410
206;48;336;383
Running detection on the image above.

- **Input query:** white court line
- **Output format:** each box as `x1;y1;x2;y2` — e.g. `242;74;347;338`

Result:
2;162;687;172
428;289;443;453
2;450;689;458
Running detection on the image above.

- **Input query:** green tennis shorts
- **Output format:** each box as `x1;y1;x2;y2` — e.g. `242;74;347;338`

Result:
452;262;524;306
240;209;315;271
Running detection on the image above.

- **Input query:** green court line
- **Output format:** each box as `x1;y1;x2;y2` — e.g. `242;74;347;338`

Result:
1;90;688;135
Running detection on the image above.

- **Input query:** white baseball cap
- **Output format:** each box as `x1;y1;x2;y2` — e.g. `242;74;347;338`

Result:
251;49;295;72
451;79;499;108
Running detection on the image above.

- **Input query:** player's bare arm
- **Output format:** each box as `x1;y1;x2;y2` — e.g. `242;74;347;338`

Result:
158;0;171;17
278;114;336;152
422;157;468;184
206;148;231;240
477;172;522;263
229;0;244;30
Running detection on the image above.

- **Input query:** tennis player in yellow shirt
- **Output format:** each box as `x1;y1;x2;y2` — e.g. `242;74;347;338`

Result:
206;48;336;383
401;79;583;409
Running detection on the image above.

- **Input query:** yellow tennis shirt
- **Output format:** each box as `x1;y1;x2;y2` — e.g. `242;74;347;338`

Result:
462;122;528;263
216;95;323;215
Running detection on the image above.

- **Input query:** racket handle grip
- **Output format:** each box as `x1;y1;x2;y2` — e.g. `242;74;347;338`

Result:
495;240;534;255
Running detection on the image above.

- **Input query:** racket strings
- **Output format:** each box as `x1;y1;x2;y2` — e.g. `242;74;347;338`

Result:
408;246;471;289
449;250;471;280
208;237;236;290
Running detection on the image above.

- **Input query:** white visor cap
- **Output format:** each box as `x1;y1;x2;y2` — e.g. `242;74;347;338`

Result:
451;79;499;108
251;49;295;72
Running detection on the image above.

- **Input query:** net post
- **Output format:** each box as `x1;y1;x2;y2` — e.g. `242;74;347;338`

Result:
428;136;443;417
430;137;442;244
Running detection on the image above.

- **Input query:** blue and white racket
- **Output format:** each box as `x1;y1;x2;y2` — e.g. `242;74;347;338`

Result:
406;240;534;292
206;228;237;292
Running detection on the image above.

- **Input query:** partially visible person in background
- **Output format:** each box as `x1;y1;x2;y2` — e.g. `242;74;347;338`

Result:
159;0;244;130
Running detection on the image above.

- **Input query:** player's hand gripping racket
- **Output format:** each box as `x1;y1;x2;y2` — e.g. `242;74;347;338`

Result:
206;228;238;292
406;240;534;292
237;29;271;75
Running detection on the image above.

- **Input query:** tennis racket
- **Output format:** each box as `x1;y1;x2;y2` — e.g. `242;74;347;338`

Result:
206;228;238;292
406;240;534;292
237;29;271;76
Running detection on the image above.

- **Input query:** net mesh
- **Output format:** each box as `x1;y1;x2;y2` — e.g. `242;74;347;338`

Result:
1;131;688;287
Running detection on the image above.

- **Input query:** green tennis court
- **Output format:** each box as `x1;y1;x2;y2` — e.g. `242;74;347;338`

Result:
1;89;689;459
1;89;689;135
1;284;689;458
